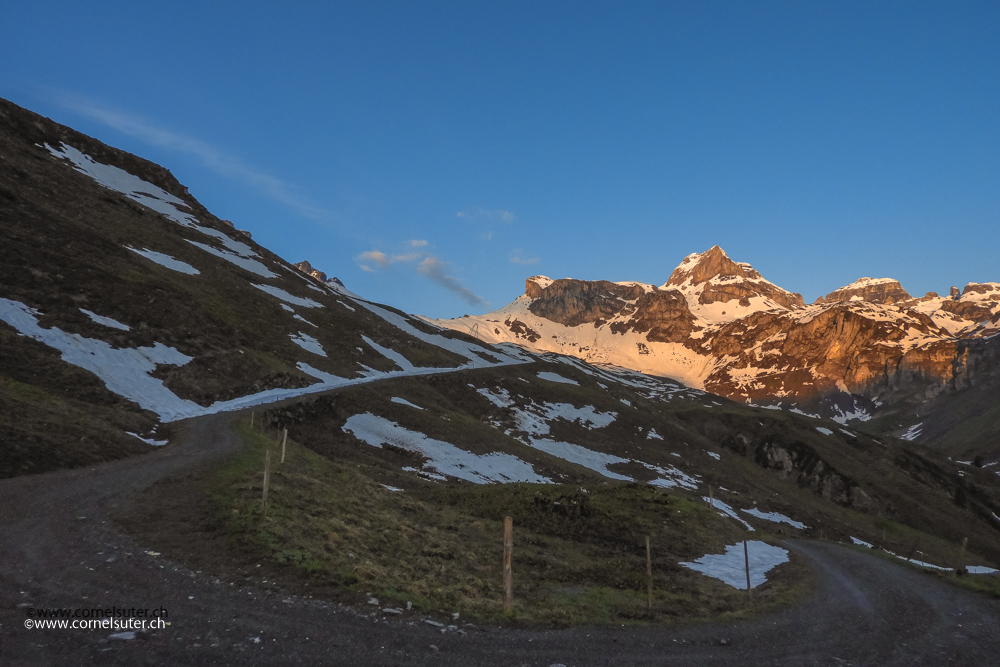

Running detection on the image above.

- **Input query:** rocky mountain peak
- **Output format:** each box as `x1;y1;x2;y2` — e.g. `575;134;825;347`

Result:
665;245;761;287
820;278;911;305
525;275;555;298
294;260;328;283
663;246;803;311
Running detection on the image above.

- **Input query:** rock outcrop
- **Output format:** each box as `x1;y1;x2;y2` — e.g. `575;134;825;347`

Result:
294;260;328;283
821;278;911;305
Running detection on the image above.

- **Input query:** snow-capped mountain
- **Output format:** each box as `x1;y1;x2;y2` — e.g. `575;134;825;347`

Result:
434;246;1000;428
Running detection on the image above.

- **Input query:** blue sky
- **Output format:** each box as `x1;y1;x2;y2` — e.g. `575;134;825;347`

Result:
2;1;998;318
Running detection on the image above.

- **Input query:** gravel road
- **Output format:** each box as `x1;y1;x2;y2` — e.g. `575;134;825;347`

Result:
2;411;999;666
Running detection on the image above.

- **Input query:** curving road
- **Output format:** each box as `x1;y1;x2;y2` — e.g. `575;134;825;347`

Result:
2;410;999;666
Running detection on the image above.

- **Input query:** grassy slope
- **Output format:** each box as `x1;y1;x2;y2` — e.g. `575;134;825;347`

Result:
0;96;489;476
127;419;812;626
124;359;1000;625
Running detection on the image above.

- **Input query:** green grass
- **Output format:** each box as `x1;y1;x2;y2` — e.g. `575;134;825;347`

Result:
199;419;808;626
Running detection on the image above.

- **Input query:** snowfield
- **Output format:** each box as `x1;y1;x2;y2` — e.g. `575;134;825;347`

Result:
0;295;527;427
471;386;698;489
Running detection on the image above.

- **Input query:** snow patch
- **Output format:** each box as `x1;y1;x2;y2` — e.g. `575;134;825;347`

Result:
185;240;276;277
537;371;579;385
704;497;754;531
529;439;632;481
126;431;168;446
0;298;198;421
362;335;415;371
79;309;130;331
391;397;423;410
742;508;806;529
251;284;323;308
342;413;550;484
126;247;200;275
680;541;789;589
289;332;326;357
815;427;834;436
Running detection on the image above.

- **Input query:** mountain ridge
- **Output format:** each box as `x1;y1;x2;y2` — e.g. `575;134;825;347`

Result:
435;247;1000;455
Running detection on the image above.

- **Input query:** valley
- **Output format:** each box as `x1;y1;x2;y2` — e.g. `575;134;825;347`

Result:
2;94;1000;664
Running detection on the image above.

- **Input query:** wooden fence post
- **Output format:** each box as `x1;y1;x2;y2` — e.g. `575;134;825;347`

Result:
503;517;514;615
953;537;968;575
744;540;752;599
708;486;714;508
906;538;920;562
281;428;288;464
646;535;653;611
250;412;255;429
262;449;271;516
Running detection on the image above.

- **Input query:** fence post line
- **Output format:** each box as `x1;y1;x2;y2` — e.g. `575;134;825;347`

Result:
708;486;714;508
503;517;514;615
646;535;653;611
262;449;271;516
744;540;752;598
281;428;288;464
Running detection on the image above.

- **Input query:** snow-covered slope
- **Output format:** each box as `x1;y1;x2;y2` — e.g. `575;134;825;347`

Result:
0;97;526;474
434;247;1000;424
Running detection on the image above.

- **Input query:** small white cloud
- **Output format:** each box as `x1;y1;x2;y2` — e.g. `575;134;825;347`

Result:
355;241;486;306
356;250;390;270
509;249;539;265
457;208;515;223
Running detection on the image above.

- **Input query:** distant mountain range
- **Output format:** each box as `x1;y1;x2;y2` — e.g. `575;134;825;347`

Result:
434;246;1000;455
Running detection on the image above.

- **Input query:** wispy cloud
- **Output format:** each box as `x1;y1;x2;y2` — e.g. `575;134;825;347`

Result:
355;242;486;306
509;249;539;265
416;257;487;306
457;208;515;223
356;250;391;271
50;92;328;221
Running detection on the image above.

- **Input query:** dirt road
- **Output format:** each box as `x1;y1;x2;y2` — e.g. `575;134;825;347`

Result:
2;411;999;666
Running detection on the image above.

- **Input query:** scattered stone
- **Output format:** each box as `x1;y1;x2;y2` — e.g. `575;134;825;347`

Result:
424;620;444;628
383;608;403;615
452;612;460;620
406;601;412;610
367;597;379;606
429;644;439;653
108;632;136;641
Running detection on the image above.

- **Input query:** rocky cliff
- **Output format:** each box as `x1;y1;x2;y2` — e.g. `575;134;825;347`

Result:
435;247;1000;432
